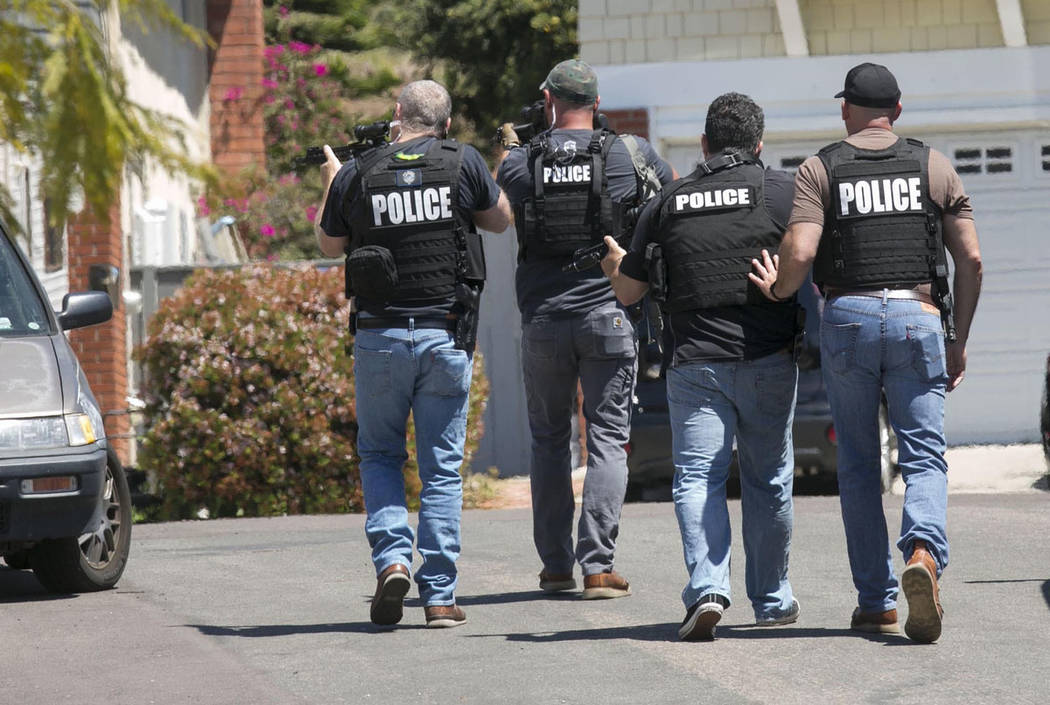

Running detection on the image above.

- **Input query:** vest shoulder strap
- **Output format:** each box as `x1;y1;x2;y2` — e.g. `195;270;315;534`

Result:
620;134;663;203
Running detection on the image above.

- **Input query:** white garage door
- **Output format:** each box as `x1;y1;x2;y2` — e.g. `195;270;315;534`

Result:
662;130;1050;445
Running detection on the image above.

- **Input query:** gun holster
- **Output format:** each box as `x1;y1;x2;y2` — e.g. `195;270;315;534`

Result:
453;282;482;352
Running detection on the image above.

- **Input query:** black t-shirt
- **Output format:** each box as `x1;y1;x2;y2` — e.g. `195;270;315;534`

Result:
497;129;674;321
621;164;797;364
319;136;500;318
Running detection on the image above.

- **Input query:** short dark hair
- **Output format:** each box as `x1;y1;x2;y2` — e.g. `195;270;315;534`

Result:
704;92;764;157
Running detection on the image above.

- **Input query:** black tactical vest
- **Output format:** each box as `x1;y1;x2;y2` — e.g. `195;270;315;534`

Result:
814;137;942;289
652;156;788;313
348;138;485;305
516;129;618;260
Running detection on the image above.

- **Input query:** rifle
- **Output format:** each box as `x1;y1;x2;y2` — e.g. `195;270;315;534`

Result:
561;203;644;273
293;121;391;169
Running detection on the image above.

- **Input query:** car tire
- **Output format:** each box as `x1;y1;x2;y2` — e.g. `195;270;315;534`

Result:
2;551;31;570
30;447;132;593
878;405;897;494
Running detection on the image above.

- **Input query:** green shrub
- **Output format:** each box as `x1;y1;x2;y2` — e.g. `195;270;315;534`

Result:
136;264;489;520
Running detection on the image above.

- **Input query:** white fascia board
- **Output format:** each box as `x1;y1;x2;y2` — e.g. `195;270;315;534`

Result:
596;46;1050;141
996;0;1028;48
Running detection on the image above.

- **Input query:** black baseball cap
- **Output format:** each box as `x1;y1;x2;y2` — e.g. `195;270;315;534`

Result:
834;62;901;108
540;59;598;104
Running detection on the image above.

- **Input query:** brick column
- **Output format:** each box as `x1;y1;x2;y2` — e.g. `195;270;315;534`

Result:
603;108;650;139
66;200;131;464
206;0;266;173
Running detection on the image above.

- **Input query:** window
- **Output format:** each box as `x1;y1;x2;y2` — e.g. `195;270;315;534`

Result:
0;225;51;337
953;146;1013;175
42;198;64;273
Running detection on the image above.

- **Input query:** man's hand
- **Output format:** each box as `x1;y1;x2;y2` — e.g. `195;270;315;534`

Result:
320;144;342;190
748;249;782;301
498;123;521;149
600;235;626;279
946;341;967;392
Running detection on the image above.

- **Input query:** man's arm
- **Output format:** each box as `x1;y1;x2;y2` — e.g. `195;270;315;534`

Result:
314;144;350;257
748;221;822;300
600;235;648;306
941;214;982;392
473;191;512;233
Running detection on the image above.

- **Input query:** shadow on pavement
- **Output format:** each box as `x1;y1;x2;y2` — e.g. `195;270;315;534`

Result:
963;577;1050;611
190;621;423;637
452;590;579;606
0;567;77;603
470;622;679;643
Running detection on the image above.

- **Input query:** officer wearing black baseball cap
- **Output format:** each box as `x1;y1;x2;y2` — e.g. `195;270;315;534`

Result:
749;60;983;645
834;62;902;108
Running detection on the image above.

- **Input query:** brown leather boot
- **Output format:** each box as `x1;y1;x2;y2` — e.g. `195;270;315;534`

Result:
901;540;943;643
370;563;411;626
582;571;631;599
850;607;900;634
424;604;467;628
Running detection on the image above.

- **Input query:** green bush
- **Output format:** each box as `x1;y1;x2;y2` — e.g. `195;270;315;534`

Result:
136;264;489;520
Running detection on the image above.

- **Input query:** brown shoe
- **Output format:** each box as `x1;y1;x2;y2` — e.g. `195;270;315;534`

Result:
424;604;467;629
370;563;411;626
850;607;901;634
901;540;944;643
581;571;631;600
539;569;576;593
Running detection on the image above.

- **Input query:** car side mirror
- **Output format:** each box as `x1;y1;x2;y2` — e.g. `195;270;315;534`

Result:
57;291;113;330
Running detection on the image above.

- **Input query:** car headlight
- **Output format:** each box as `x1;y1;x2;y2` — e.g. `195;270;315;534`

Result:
0;412;102;451
0;417;70;451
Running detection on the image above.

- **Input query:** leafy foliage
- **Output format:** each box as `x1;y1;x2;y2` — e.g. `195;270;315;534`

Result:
398;0;578;140
136;265;489;519
0;1;213;230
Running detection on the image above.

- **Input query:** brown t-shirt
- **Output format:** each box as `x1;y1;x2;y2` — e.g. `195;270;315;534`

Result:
789;127;974;227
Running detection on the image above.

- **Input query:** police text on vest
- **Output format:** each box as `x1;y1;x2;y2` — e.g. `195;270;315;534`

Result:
371;187;453;226
673;188;750;212
838;177;922;216
543;163;591;184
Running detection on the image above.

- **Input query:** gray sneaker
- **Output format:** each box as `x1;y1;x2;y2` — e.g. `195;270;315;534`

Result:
679;594;728;641
755;598;800;627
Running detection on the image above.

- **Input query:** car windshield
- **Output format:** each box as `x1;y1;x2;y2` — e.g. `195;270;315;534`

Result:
0;228;51;337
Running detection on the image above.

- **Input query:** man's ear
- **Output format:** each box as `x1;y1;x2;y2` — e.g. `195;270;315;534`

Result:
891;102;902;124
443;117;452;138
754;139;763;159
700;133;710;160
593;95;601;112
394;103;403;120
840;101;849;122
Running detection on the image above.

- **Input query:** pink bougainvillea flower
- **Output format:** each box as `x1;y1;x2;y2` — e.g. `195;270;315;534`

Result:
223;86;243;101
289;41;312;54
260;224;276;237
305;205;318;221
261;78;278;89
278;5;289;16
313;64;328;77
197;196;211;217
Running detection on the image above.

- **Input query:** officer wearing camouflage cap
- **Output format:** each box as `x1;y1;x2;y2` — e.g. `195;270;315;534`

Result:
497;59;675;599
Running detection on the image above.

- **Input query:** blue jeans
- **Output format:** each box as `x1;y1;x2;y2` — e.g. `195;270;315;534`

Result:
821;293;949;613
353;324;473;606
666;351;797;620
521;302;636;576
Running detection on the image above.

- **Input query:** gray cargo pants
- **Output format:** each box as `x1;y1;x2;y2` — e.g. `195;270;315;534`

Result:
521;301;637;576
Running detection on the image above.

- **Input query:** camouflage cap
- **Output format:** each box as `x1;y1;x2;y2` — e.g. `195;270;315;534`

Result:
539;59;598;104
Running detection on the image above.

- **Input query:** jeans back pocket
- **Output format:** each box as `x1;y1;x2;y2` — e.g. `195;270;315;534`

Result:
907;324;947;382
821;322;862;376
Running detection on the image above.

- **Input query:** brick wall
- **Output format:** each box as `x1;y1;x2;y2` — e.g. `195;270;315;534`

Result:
800;0;1002;54
603;108;650;139
66;201;131;463
1024;0;1050;44
206;0;266;172
580;0;785;65
579;0;1033;65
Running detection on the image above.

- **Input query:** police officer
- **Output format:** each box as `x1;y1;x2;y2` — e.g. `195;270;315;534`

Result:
603;93;801;640
749;63;983;643
315;80;511;629
496;59;674;598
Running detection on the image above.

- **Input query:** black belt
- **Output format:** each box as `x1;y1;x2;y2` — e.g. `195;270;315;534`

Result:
826;288;935;305
355;316;456;331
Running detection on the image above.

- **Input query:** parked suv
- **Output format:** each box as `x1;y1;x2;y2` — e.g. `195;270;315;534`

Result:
626;282;896;498
0;219;131;592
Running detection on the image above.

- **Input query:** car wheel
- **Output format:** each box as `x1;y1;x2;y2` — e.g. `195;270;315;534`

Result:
30;447;132;593
878;405;897;494
2;551;31;570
